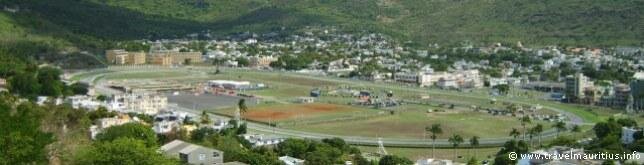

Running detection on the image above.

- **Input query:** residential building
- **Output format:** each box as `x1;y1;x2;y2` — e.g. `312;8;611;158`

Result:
630;72;644;111
107;92;167;115
241;134;285;147
36;96;63;105
564;73;589;103
106;49;146;65
614;84;631;108
170;52;203;65
148;42;202;65
621;127;640;144
149;54;173;66
65;95;103;110
279;156;305;165
153;111;182;134
437;78;458;89
106;49;129;64
249;56;277;68
90;114;134;139
161;140;224;165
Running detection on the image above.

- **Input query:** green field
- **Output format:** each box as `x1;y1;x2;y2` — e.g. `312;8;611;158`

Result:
357;146;500;163
283;105;548;138
83;67;636;140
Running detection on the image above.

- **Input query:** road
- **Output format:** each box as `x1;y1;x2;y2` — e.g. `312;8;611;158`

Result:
78;67;587;148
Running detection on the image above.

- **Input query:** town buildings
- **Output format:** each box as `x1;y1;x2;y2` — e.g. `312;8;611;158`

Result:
279;156;305;165
161;140;224;165
107;92;168;115
65;95;103;110
630;72;644;112
249;56;277;68
105;49;146;65
241;134;285;147
89;114;135;139
564;73;589;103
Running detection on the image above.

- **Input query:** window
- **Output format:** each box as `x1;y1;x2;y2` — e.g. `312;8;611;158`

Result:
213;152;219;157
199;154;206;161
179;153;188;163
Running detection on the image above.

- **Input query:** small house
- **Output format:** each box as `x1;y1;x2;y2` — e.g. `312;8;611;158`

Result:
161;140;224;165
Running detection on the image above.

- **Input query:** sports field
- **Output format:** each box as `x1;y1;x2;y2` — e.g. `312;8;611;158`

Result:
77;67;629;141
282;104;549;138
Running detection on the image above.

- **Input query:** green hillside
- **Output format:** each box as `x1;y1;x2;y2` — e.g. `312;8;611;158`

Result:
1;0;643;51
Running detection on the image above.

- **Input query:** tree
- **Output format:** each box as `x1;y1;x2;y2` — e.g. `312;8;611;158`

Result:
0;98;55;164
277;139;310;158
191;127;216;142
493;84;509;95
519;116;531;140
469;136;480;157
553;121;567;137
467;157;479;165
509;128;520;139
236;57;249;67
74;138;176;165
571;125;581;139
37;67;64;97
8;72;41;99
493;140;529;165
448;134;464;160
95;123;158;147
378;155;413;165
200;110;211;125
532;124;544;147
426;124;442;158
87;106;117;121
237;99;248;127
68;82;89;95
593;118;622;139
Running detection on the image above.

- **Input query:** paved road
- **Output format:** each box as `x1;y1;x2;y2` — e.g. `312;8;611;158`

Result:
80;67;587;147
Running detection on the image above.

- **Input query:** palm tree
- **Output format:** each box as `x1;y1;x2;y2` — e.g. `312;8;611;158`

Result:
469;136;480;158
448;134;464;160
236;99;248;127
571;125;581;139
509;128;521;139
553;121;567;137
533;124;544;148
520;116;531;140
527;128;537;148
426;124;442;158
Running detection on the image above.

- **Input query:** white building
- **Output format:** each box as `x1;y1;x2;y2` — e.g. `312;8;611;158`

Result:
107;92;167;115
90;114;135;139
65;95;103;110
36;96;63;106
153;111;183;134
437;78;458;89
279;156;305;165
208;80;251;89
621;127;640;144
241;134;285;147
415;158;454;165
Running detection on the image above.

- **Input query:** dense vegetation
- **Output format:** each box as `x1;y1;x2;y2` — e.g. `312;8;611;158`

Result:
1;0;643;52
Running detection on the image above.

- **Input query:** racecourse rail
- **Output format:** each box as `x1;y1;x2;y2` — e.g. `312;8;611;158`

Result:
72;65;591;148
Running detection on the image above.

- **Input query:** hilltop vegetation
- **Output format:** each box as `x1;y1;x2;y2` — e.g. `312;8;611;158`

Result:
0;0;642;50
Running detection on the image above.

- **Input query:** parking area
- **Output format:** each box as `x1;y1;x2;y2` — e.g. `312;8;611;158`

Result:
166;92;258;110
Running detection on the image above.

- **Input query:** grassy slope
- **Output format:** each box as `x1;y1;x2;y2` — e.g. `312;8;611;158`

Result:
1;0;642;48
